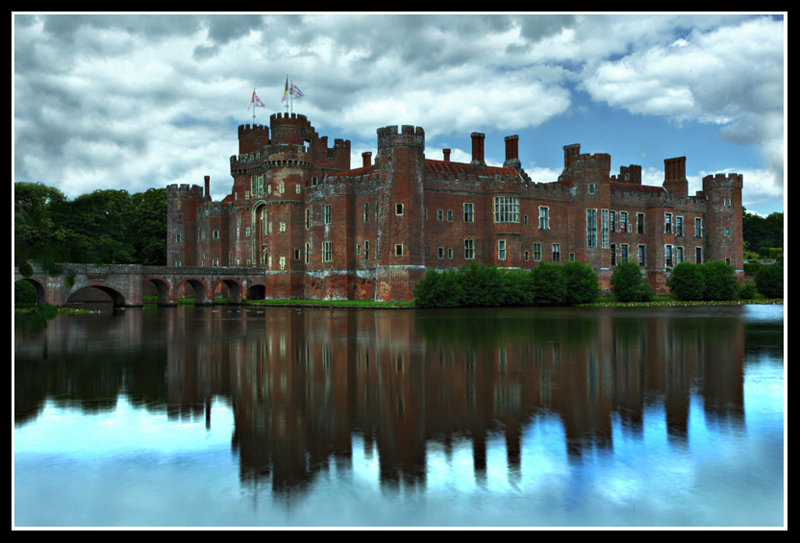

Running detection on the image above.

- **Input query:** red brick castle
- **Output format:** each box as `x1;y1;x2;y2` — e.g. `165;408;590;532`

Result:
167;112;744;301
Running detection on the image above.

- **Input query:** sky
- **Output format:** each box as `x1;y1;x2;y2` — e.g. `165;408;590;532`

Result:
13;12;786;217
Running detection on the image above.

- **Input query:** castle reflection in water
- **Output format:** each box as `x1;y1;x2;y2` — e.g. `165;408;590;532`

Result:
16;305;749;494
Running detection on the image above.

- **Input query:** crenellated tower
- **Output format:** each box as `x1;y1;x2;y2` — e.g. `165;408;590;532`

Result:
374;124;426;301
702;172;744;275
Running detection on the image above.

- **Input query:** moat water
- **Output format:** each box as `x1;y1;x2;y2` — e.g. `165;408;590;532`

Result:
14;303;785;528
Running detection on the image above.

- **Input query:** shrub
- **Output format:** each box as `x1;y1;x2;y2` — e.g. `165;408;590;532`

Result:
738;282;757;300
457;262;506;307
562;261;601;305
699;260;739;301
531;262;567;305
412;268;464;308
755;264;783;298
503;269;535;306
667;262;705;301
610;259;653;302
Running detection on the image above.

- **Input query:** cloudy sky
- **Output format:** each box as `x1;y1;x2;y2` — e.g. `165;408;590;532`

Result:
13;12;785;216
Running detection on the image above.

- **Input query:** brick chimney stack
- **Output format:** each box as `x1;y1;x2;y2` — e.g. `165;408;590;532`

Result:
443;149;451;162
503;135;520;169
204;176;211;200
362;152;372;168
471;132;485;167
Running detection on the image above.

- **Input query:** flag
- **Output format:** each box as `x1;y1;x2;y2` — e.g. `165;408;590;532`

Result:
281;76;289;102
290;83;304;98
248;90;265;110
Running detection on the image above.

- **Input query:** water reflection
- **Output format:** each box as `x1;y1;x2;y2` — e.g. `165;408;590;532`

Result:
15;304;781;503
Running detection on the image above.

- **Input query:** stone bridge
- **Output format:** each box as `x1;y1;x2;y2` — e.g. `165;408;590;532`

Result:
14;264;270;307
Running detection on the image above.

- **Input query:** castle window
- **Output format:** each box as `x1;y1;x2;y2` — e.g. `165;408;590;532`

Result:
448;248;453;259
364;240;369;260
296;184;301;194
665;245;674;267
586;209;597;247
396;203;404;216
694;218;703;237
637;213;645;234
724;198;731;207
665;213;673;234
588;184;595;194
498;240;506;260
438;247;444;259
322;241;332;262
312;177;318;186
294;248;301;260
324;205;332;224
621;244;629;262
494;197;519;223
524;251;529;262
279;256;286;270
538;207;550;230
610;211;616;232
464;203;474;223
696;247;703;263
464;239;475;260
364;203;369;223
245;227;250;237
213;230;220;240
552;244;561;262
676;216;683;236
602;209;609;248
395;244;404;257
620;212;628;233
533;243;542;262
213;258;219;267
725;227;731;237
677;246;684;264
280;222;286;232
611;244;617;266
175;234;182;242
305;208;311;229
447;210;453;222
638;245;646;266
437;209;443;221
305;243;310;264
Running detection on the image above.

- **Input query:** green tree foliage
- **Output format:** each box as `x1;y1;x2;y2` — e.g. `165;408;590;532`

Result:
742;209;783;255
15;182;168;270
610;259;653;302
699;260;739;301
413;261;601;308
530;262;567;305
562;260;601;305
755;264;784;298
667;262;706;301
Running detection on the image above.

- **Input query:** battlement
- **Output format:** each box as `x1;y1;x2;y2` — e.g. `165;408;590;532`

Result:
238;124;269;136
377;125;425;150
167;184;204;198
612;164;642;184
703;172;743;191
270;112;311;127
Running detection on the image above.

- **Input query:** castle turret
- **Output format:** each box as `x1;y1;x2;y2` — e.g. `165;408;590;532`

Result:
702;172;744;276
375;125;426;301
238;124;270;155
166;183;204;266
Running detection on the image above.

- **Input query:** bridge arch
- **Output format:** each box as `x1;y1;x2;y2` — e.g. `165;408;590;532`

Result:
247;283;266;300
214;278;244;304
144;277;172;305
66;285;127;306
15;277;45;306
177;277;213;305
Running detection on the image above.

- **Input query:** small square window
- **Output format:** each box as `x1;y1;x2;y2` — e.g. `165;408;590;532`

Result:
395;244;404;256
396;203;404;216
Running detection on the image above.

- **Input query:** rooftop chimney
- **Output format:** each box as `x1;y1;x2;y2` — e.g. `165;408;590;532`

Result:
443;149;451;162
362;151;372;168
204;176;211;200
503;135;520;169
471;132;485;167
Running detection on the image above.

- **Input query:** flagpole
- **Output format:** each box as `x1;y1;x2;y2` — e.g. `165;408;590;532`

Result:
252;88;256;123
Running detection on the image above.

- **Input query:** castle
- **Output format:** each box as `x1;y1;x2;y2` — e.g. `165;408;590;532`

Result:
167;112;744;302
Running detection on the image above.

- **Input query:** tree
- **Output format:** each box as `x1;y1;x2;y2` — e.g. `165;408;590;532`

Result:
667;262;705;301
562;261;601;305
610;259;653;302
531;262;567;305
699;260;739;301
755;264;783;298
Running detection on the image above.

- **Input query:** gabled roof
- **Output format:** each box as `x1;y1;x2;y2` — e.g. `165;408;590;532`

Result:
425;158;518;177
610;181;667;194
